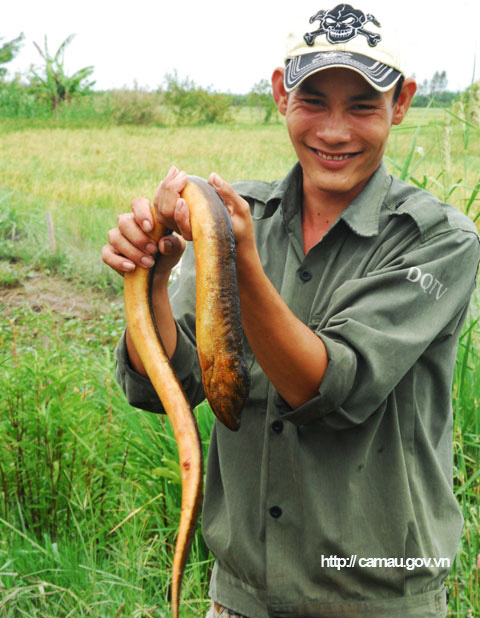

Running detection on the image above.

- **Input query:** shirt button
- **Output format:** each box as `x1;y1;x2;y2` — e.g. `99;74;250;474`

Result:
269;506;283;519
271;420;284;433
299;269;312;282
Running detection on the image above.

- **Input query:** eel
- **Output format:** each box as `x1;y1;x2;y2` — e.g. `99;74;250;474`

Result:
123;176;250;617
184;177;250;432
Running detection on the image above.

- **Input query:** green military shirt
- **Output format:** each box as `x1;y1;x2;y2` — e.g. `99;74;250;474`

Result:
115;162;480;618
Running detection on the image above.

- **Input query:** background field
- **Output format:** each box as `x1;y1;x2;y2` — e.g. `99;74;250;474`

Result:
0;105;479;617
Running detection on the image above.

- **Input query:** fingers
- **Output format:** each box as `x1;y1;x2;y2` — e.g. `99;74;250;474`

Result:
101;243;134;276
102;230;187;277
154;233;187;276
158;233;186;256
130;196;155;234
154;166;191;236
103;165;192;278
119;209;158;256
102;201;158;275
102;236;154;276
209;173;250;218
173;198;193;241
208;173;254;251
102;208;158;274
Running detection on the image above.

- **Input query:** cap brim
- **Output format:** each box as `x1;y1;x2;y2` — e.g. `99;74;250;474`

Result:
285;51;402;93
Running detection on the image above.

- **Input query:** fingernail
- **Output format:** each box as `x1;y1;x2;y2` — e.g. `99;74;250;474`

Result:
162;238;173;254
211;173;221;188
146;242;157;254
122;261;135;271
142;219;152;232
141;256;154;267
168;165;178;175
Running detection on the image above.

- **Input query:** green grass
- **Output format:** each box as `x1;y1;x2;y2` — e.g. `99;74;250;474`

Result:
0;297;214;616
0;106;478;616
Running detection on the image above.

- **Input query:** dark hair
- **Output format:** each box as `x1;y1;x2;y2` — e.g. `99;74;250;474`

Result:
392;76;405;105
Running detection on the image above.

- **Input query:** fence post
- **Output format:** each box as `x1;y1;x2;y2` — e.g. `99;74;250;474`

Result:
46;211;56;253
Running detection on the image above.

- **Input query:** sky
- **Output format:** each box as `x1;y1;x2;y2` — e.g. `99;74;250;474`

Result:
4;0;479;94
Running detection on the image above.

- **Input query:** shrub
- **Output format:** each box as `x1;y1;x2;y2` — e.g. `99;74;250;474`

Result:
0;78;49;118
108;87;166;126
163;72;232;125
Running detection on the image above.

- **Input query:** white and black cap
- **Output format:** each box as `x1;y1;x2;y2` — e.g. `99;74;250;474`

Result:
284;4;405;93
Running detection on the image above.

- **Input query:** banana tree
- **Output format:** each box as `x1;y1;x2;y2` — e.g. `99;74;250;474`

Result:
30;34;95;109
0;33;24;78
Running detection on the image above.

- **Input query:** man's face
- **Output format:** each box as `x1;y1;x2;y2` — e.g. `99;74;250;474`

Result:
275;68;411;202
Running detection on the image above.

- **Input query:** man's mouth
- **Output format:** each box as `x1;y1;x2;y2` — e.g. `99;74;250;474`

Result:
313;149;358;161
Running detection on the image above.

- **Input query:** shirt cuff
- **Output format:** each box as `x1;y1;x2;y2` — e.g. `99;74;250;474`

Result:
168;321;200;382
114;330;163;413
114;323;203;414
277;333;357;427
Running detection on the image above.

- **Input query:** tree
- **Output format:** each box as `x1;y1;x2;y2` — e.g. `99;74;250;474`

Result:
417;78;430;97
30;35;95;109
429;70;448;95
247;79;277;123
0;33;24;78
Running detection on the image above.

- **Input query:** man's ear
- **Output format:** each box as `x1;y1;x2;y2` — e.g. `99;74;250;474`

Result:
272;67;289;116
392;78;417;125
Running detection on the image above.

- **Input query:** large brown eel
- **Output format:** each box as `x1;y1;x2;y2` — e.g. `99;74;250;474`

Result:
123;176;250;617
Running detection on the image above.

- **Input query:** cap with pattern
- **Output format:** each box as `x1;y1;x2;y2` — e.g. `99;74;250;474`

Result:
284;4;405;92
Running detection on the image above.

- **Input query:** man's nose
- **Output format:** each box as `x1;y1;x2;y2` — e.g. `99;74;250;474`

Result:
315;111;351;144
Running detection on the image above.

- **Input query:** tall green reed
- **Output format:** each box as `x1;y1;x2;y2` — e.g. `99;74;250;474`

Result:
0;297;212;616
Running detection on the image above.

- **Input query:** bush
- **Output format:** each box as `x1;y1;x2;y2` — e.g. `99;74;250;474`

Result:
0;78;49;118
163;72;232;125
108;87;166;126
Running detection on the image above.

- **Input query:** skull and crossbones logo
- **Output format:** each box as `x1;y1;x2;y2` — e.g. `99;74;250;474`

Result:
304;4;382;47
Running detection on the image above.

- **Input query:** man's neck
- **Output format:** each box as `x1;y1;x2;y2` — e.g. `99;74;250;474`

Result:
301;176;369;254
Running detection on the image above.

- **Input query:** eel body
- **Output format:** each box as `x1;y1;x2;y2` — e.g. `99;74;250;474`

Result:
184;177;250;432
123;176;250;617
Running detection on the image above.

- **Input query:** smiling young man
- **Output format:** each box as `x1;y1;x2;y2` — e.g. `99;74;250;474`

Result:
103;4;480;618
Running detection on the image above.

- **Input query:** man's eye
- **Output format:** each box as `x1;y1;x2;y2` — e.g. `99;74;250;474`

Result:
302;99;326;107
353;104;376;111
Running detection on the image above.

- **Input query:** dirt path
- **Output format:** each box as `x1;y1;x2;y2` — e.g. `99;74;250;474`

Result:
0;264;123;320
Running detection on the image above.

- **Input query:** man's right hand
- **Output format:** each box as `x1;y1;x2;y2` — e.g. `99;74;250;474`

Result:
101;166;189;277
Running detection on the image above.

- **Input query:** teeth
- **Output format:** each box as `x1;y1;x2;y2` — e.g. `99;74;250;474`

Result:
315;150;352;161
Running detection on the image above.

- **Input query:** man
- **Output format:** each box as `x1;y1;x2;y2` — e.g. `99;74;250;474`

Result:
102;4;479;617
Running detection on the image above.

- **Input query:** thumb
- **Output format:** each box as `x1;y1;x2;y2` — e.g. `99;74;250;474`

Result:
209;173;243;217
158;233;186;257
154;233;187;275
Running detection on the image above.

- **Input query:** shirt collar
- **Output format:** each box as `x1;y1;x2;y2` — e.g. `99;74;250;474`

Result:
339;162;392;237
265;161;392;238
269;163;303;224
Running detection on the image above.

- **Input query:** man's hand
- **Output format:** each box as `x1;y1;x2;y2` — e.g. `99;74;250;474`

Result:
102;164;257;280
155;168;256;255
208;173;256;256
101;166;188;277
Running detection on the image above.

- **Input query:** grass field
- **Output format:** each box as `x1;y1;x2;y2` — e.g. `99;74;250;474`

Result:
0;105;479;616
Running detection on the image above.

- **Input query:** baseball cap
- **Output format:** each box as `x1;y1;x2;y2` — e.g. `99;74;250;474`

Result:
284;3;405;93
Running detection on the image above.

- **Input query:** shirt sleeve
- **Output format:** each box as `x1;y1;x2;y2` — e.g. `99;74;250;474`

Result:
278;226;479;429
114;242;206;413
